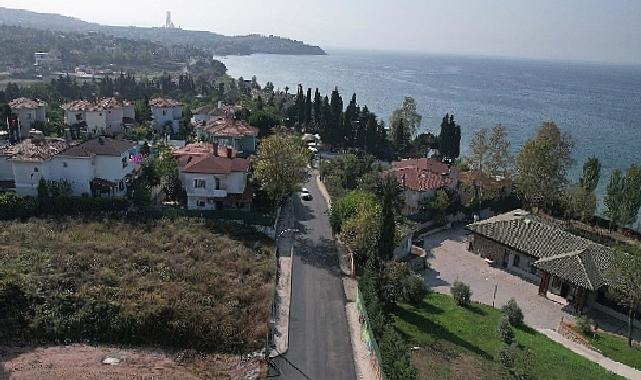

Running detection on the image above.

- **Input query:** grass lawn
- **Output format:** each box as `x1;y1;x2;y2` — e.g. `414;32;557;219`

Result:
0;217;275;352
583;330;641;371
392;293;622;380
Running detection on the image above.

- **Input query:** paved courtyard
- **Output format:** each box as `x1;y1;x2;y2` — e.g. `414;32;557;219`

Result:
422;227;575;330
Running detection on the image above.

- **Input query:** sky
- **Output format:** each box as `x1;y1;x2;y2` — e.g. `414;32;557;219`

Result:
1;0;641;64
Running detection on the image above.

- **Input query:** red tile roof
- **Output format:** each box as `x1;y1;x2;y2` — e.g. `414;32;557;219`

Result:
3;138;72;161
62;98;132;112
181;155;250;174
149;98;183;108
385;167;453;192
8;97;47;109
205;119;258;137
393;158;450;175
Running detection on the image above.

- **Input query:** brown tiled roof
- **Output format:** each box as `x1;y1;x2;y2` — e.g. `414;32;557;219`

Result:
393;158;451;175
59;137;136;157
181;154;249;174
205;120;258;137
62;98;132;112
8;97;47;109
459;170;511;190
384;167;453;192
149;98;183;108
3;138;71;161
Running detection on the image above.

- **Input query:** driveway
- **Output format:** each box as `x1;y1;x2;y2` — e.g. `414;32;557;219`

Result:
422;227;573;330
269;172;356;380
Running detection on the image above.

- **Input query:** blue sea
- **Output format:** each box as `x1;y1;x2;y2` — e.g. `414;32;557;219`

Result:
219;49;641;206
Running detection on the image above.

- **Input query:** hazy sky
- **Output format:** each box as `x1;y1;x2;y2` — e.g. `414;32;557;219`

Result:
2;0;641;64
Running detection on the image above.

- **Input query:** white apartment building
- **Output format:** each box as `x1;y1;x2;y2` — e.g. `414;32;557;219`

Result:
62;98;134;136
8;98;48;139
150;98;183;134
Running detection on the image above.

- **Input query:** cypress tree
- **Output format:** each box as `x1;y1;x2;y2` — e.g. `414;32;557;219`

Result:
305;87;313;125
313;88;322;124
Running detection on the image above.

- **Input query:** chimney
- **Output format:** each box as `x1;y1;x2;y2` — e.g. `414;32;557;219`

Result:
212;143;218;157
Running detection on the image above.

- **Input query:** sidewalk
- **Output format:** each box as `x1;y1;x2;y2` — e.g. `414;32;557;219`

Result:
269;198;295;358
539;328;641;380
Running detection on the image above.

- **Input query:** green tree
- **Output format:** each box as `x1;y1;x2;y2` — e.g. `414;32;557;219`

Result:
580;157;601;192
134;97;152;124
251;129;310;204
571;157;601;223
487;124;513;177
330;190;379;232
390;96;422;139
607;251;641;347
497;315;515;344
468;128;489;172
422;189;450;225
514;121;574;210
605;169;625;231
377;176;402;261
620;165;641;228
379;325;418;380
340;203;381;266
439;113;462;161
37;178;49;199
248;106;281;137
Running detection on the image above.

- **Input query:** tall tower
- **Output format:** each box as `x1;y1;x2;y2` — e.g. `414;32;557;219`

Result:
165;11;174;28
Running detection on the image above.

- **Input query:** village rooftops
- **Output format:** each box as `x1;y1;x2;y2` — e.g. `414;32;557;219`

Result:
8;97;47;109
174;143;249;175
2;138;72;161
149;98;183;108
385;166;455;192
62;98;132;112
393;158;451;175
467;210;612;291
58;137;136;157
205;119;258;137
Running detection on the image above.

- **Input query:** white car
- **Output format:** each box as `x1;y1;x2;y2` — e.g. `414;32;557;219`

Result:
300;188;312;200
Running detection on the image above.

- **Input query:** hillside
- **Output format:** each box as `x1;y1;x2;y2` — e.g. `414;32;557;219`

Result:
0;7;326;56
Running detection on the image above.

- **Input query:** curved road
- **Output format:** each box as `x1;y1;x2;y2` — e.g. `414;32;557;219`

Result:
270;172;356;380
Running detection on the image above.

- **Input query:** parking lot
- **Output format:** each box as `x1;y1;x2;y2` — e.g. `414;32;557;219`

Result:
422;227;574;330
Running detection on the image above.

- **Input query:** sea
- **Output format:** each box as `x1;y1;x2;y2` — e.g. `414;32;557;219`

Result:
217;49;641;206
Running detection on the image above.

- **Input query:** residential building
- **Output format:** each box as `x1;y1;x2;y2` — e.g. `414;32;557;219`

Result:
384;158;459;215
8;97;48;139
62;98;134;136
458;170;512;205
173;143;252;211
467;210;615;314
2;137;137;197
196;118;258;155
150;98;183;133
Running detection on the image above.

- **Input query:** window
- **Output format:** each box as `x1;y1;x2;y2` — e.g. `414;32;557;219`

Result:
512;253;520;268
63;162;68;168
119;181;124;191
215;177;221;190
162;110;167;116
33;167;39;173
196;200;206;207
552;277;562;288
99;112;103;116
121;157;128;168
27;113;32;119
193;179;206;189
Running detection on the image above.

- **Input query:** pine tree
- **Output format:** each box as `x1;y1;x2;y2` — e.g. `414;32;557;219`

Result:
313;88;322;124
305;87;313;125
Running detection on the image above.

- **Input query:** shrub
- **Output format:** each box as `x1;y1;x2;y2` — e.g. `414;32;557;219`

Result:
329;190;378;232
497;315;515;344
403;275;428;305
501;298;524;327
451;281;472;306
496;343;515;368
576;315;595;336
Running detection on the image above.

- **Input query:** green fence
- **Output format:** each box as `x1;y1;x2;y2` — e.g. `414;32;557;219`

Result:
356;287;386;380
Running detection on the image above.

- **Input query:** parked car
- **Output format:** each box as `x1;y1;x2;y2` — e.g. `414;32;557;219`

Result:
300;187;312;200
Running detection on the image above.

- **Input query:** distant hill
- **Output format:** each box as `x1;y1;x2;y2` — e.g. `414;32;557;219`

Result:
0;7;326;56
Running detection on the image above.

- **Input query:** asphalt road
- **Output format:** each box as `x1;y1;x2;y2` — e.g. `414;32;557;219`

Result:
269;172;356;380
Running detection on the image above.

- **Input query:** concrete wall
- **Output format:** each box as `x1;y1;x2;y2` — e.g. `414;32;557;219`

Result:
122;105;135;119
12;161;46;196
49;156;93;196
152;106;181;133
105;107;124;133
15;108;37;137
0;156;14;181
85;111;107;135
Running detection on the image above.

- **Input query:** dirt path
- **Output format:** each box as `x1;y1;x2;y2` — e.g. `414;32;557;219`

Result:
0;345;264;380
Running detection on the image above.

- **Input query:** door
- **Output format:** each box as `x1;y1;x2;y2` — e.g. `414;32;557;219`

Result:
560;282;570;298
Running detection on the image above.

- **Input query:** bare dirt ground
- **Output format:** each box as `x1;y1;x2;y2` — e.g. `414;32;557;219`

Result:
0;345;265;380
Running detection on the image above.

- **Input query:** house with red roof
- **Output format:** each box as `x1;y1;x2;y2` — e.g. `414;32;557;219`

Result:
173;143;252;210
150;98;183;134
8;97;48;139
384;158;459;215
